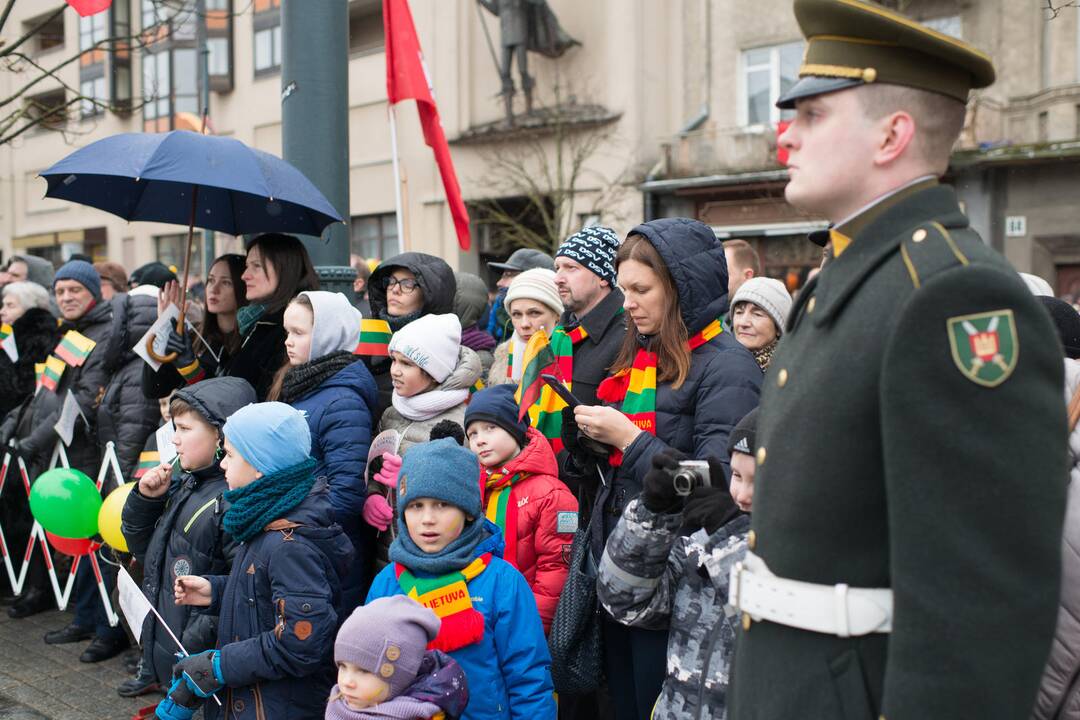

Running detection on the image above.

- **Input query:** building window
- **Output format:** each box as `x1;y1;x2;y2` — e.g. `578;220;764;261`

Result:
25;10;65;55
741;41;803;127
1039;111;1049;143
26;88;68;131
79;12;108;53
155;233;204;279
81;76;107;117
110;0;134;113
253;0;282;75
351;213;399;261
922;15;962;39
349;0;385;55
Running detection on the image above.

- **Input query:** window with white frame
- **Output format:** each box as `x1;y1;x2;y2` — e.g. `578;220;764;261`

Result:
80;76;106;117
741;41;803;127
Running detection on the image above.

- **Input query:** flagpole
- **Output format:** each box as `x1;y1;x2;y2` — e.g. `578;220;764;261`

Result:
388;103;405;251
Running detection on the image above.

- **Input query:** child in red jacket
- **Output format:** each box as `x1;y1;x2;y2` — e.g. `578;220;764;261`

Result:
464;385;578;632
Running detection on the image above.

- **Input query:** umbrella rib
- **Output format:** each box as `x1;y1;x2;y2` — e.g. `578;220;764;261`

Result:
128;174;155;221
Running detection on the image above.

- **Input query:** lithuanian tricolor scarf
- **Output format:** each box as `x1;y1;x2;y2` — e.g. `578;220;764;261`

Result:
597;318;724;466
395;553;492;652
0;324;11;342
484;471;523;565
54;330;96;367
134;451;159;480
354;318;392;357
527;325;585;452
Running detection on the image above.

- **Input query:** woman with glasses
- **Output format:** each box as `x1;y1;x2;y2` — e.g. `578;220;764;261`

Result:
364;253;457;421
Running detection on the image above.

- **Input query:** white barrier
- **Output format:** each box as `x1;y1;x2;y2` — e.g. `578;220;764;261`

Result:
0;440;123;625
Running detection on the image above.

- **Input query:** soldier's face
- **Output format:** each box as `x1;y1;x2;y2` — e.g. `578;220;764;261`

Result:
779;89;878;222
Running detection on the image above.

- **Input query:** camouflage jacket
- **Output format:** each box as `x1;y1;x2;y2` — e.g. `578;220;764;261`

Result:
598;498;750;720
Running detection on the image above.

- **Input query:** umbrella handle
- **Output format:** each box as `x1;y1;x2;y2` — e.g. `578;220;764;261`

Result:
145;337;178;365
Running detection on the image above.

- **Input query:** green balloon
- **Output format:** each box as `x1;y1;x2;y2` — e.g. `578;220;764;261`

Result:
29;468;102;539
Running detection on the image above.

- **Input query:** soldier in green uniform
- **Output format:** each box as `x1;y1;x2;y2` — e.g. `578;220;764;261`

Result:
728;1;1068;718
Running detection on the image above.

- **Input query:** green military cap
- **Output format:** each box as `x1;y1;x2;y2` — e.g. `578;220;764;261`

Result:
776;0;996;109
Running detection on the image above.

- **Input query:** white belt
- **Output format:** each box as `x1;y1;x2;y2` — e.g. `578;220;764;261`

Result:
729;551;893;637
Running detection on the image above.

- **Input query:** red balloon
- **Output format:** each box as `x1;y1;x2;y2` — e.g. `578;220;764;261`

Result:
45;531;95;557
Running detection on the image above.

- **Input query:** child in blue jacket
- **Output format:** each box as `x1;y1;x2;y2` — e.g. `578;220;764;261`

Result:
160;402;354;720
365;437;556;720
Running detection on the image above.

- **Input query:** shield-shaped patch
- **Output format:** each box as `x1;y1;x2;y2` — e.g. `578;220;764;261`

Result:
946;309;1018;388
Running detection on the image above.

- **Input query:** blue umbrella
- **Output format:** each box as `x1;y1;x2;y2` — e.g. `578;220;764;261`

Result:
39;130;343;236
40;130;344;364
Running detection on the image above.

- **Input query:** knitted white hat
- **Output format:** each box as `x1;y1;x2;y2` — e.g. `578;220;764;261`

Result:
299;291;361;359
387;313;462;383
505;267;563;316
731;277;793;336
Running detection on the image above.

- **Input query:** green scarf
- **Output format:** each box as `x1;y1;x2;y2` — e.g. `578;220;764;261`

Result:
237;303;267;337
223;457;316;542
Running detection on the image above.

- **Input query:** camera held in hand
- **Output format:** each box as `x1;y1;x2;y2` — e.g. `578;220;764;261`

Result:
673;460;711;496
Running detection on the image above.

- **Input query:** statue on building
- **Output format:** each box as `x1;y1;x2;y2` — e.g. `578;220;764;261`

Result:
477;0;579;125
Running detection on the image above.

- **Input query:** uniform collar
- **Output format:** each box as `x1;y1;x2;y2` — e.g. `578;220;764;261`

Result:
830;175;939;258
808;183;967;326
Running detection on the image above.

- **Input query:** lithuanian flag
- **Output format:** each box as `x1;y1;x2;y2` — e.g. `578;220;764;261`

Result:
54;330;96;367
133;450;159;479
41;355;65;392
354;318;392;357
512;329;561;422
0;324;10;341
34;363;46;392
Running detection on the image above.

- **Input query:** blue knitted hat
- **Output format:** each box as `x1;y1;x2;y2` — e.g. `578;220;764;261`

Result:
222;402;311;476
396;438;482;520
464;385;528;448
54;260;101;300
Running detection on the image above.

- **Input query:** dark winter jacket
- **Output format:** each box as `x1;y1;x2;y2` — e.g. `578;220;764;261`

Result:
480;426;577;632
558;287;626;409
229;307;287;402
97;290;163;482
204;480;353;720
5;300;114;477
598;498;749;720
121;377;254;686
576;219;762;551
0;307;60;419
12;254;55;288
140;340;235;400
365;253;458;422
282;353;378;599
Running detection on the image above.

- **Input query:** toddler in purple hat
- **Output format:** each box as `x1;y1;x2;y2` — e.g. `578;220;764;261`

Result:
327;596;469;720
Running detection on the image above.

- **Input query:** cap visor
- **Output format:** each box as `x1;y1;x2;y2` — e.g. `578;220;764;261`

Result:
776;76;863;109
487;262;521;272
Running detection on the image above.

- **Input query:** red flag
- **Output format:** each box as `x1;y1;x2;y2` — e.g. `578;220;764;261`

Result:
66;0;112;16
383;0;471;251
776;120;792;166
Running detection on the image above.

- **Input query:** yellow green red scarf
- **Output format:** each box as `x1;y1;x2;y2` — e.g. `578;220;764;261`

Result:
597;318;724;466
395;553;492;652
521;324;585;452
483;471;524;567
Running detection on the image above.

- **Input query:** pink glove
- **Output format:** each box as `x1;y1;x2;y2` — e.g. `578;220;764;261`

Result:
362;494;394;532
374;452;403;489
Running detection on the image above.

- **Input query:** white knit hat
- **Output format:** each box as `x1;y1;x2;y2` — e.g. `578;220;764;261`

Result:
505;267;563;316
299;291;361;359
731;277;793;336
387;313;462;383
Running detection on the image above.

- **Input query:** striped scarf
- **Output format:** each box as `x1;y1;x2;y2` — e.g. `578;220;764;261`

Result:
483;470;523;566
597;318;724;466
395;554;492;652
524;324;584;452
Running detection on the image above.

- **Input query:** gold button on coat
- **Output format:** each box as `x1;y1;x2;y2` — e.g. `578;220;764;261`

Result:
742;613;752;631
807;297;816;314
778;368;788;387
756;447;767;465
748;530;757;550
912;228;927;242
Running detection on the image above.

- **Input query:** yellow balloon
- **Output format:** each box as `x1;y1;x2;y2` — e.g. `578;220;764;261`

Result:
98;482;135;553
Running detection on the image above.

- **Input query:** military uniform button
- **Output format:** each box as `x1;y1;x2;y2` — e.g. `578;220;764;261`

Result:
756;447;767;465
862;67;878;83
748;530;756;550
912;228;927;242
777;368;788;387
807;297;816;314
742;613;752;631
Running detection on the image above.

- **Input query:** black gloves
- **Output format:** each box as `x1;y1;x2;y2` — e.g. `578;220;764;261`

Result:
640;449;687;514
680;456;742;535
166;320;197;369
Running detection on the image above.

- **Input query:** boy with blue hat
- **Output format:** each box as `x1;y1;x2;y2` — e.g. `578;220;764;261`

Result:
162;402;354;720
365;437;556;720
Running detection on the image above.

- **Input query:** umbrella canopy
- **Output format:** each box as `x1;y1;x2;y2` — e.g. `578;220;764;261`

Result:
40;131;343;237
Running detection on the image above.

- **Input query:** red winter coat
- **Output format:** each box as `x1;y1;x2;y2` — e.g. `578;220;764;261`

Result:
481;426;578;632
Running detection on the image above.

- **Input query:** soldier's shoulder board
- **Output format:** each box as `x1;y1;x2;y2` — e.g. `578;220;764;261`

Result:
899;222;971;290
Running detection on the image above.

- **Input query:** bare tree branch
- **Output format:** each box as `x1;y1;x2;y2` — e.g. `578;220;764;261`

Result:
0;5;64;59
1044;0;1080;18
0;0;18;37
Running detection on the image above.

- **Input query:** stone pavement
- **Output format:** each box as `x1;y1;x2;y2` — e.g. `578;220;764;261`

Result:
0;607;162;720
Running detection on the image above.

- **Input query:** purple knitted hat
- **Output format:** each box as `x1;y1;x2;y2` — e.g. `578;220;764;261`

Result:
335;596;440;698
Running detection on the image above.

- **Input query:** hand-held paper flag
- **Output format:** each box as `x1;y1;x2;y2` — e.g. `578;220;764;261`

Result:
383;0;471;251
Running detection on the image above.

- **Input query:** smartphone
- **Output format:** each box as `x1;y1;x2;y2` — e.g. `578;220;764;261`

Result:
540;373;581;408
